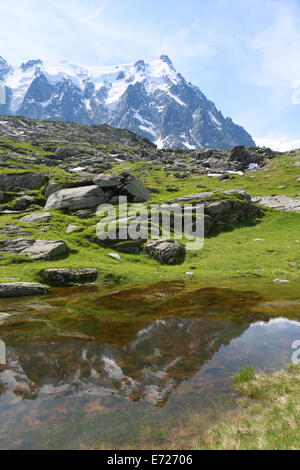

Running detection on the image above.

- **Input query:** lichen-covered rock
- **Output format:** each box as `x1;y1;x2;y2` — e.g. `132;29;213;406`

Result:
45;185;107;210
2;238;68;260
0;282;49;298
205;200;232;216
41;268;98;286
19;212;51;223
66;224;81;233
143;239;185;265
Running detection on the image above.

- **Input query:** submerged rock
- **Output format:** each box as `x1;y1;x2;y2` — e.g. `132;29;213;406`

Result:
143;240;185;265
41;268;98;286
0;282;49;298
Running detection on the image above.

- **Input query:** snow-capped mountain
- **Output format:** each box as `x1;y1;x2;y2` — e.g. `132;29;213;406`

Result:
0;55;254;149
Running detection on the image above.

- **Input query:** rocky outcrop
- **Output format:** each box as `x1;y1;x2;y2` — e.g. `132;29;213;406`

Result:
44;174;151;211
0;282;49;298
168;189;262;235
252;195;300;212
0;172;47;191
2;238;68;260
229;146;264;167
41;268;98;286
45;185;107;210
0;115;154;148
143;240;185;265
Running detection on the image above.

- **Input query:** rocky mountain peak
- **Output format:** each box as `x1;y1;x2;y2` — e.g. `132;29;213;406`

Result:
159;54;175;71
0;56;255;149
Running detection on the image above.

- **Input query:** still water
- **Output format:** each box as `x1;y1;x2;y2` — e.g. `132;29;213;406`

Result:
0;281;299;449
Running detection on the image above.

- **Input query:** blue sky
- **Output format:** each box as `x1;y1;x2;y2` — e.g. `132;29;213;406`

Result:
1;0;300;149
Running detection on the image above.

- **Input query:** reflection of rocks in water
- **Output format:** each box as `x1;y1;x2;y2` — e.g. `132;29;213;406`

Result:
85;284;262;318
0;317;249;407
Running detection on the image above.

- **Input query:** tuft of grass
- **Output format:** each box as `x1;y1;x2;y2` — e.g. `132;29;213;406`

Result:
233;366;256;385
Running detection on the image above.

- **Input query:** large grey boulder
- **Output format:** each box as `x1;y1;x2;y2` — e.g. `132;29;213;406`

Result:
45;185;107;210
0;172;47;191
143;239;185;265
121;173;151;202
19;212;51;223
2;238;68;260
0;282;49;298
94;172;151;203
41;268;98;286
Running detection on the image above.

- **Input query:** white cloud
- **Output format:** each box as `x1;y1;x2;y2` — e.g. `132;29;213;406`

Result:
82;3;108;22
255;137;300;152
248;1;300;89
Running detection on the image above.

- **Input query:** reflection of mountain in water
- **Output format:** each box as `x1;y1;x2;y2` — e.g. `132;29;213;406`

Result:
0;317;249;406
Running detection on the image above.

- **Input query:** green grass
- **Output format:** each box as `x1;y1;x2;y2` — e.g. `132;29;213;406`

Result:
233;366;256;385
0;205;299;285
199;365;300;450
0;139;299;286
